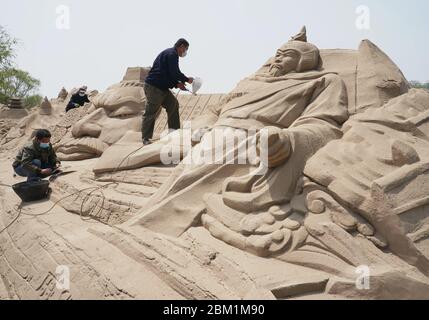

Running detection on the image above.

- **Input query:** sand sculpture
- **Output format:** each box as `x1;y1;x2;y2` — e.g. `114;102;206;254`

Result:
53;66;225;168
39;97;53;116
108;27;429;297
54;67;149;160
57;87;68;101
8;98;24;109
0;98;28;120
124;28;350;237
1;27;428;300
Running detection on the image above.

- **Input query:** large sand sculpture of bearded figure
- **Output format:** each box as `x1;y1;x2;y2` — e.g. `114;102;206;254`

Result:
113;29;429;294
121;29;350;252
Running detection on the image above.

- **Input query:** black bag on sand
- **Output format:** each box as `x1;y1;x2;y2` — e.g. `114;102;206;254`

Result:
12;180;50;202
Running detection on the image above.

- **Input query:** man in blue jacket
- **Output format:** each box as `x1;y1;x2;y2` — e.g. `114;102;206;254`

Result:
142;38;194;145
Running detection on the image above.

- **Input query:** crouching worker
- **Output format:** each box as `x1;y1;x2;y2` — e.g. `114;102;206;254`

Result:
66;86;90;113
12;129;60;181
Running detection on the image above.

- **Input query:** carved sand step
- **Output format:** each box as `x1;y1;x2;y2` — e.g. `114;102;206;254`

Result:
49;179;146;226
89;224;274;300
95;166;175;188
183;227;334;297
266;275;330;299
46;159;170;226
0;176;184;300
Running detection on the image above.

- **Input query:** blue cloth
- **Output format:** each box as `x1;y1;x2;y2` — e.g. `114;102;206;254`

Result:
145;48;189;90
14;159;52;182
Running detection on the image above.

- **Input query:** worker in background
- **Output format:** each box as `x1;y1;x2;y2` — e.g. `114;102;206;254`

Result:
66;86;90;113
142;38;194;145
13;129;60;181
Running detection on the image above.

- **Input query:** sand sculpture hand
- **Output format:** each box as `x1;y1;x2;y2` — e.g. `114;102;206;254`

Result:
257;127;292;168
191;127;210;146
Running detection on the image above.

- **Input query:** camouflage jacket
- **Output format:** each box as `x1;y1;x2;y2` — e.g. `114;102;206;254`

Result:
12;140;59;174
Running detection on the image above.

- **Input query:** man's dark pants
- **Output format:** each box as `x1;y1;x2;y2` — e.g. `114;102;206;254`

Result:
142;83;180;140
14;159;53;182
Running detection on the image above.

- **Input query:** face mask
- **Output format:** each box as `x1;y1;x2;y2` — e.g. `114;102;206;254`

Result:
79;92;86;97
181;50;188;58
40;143;50;149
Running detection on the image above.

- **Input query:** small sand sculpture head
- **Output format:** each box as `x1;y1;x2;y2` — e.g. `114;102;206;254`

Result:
269;26;320;77
57;68;148;160
69;84;144;158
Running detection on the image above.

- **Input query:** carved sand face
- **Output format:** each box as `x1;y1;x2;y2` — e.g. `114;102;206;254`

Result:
269;47;300;77
57;84;145;160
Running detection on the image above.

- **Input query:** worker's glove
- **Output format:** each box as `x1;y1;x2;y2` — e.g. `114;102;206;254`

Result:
176;82;186;91
40;168;53;176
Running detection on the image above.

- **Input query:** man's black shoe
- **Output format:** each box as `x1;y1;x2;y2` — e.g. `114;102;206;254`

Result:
143;139;153;146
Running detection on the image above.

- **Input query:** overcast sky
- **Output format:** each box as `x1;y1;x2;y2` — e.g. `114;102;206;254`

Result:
2;0;428;97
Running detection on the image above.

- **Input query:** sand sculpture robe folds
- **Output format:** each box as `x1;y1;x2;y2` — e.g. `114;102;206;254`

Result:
135;71;349;236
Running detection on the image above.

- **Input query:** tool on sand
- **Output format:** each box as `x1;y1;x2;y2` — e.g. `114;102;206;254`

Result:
49;170;77;182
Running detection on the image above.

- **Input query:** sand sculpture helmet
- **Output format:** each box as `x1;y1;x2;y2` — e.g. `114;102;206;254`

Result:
58;68;148;160
269;27;320;76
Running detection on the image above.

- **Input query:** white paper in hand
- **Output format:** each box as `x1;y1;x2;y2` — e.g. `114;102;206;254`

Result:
192;77;203;95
